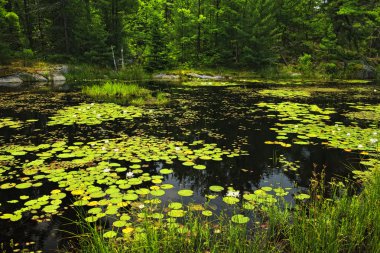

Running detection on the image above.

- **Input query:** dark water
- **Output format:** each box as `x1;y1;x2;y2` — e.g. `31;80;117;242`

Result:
0;81;378;252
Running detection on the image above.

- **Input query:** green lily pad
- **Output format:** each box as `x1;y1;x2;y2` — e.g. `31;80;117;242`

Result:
168;202;183;209
209;185;224;192
222;196;239;205
124;193;139;201
159;169;173;175
0;183;16;189
88;207;102;214
294;193;310;200
113;220;127;227
168;210;186;218
261;186;273;192
160;184;174;190
193;165;206;170
15;182;33;189
177;189;193;197
201;210;213;217
151;213;164;219
103;231;117;238
231;214;250;224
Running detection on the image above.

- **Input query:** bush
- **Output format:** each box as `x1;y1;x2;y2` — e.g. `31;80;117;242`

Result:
298;53;313;77
320;62;338;79
21;48;34;66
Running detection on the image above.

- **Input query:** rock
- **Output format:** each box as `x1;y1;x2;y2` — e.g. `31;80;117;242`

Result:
153;73;180;80
49;73;66;83
186;73;224;80
0;83;23;88
17;72;48;82
0;75;23;87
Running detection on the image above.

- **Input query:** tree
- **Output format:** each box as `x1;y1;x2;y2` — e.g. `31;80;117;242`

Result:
0;0;22;63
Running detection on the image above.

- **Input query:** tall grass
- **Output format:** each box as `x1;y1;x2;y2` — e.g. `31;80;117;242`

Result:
82;82;169;106
72;165;380;253
286;168;380;253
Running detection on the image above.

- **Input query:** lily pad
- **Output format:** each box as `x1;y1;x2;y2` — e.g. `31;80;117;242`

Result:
231;214;250;224
168;202;183;209
209;185;224;192
103;231;117;238
177;189;194;197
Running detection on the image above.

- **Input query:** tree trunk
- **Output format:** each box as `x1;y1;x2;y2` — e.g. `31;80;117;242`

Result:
23;0;34;49
62;0;69;54
197;0;201;60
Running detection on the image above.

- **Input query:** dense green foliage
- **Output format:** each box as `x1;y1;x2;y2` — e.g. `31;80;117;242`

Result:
0;0;379;76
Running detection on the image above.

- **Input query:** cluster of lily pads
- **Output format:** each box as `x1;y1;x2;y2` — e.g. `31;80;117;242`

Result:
47;103;144;126
0;132;245;224
0;118;24;129
277;155;300;172
344;103;380;122
258;89;311;98
256;102;379;152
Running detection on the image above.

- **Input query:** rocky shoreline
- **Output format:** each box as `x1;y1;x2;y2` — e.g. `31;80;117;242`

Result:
0;65;68;87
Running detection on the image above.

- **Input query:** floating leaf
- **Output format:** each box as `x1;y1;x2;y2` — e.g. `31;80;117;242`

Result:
222;196;239;205
168;210;186;218
294;193;310;200
15;182;33;189
193;165;206;170
168;202;182;210
103;231;117;239
159;169;173;175
202;210;213;217
209;185;224;192
177;189;193;197
261;187;272;192
160;184;174;190
122;227;134;234
231;214;250;224
113;220;127;227
150;190;165;197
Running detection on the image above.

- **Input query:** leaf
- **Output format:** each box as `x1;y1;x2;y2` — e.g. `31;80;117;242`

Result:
209;185;224;192
177;189;193;197
231;214;250;224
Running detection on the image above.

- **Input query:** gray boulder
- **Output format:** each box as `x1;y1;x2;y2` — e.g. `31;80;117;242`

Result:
153;73;180;80
49;73;66;83
0;75;23;87
186;73;224;80
17;72;48;82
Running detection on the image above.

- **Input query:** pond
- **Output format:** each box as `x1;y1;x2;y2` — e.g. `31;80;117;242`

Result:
0;81;379;252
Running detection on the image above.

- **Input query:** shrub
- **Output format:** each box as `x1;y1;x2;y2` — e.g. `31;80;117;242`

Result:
298;53;313;77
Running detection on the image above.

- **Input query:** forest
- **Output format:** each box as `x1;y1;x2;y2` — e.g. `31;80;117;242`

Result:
1;0;379;77
0;1;379;253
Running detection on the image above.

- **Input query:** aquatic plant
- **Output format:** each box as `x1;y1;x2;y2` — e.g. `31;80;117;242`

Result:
47;103;144;126
258;89;311;98
257;101;379;153
0;118;24;129
71;161;380;253
0;134;245;223
345;103;380;122
82;82;169;105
